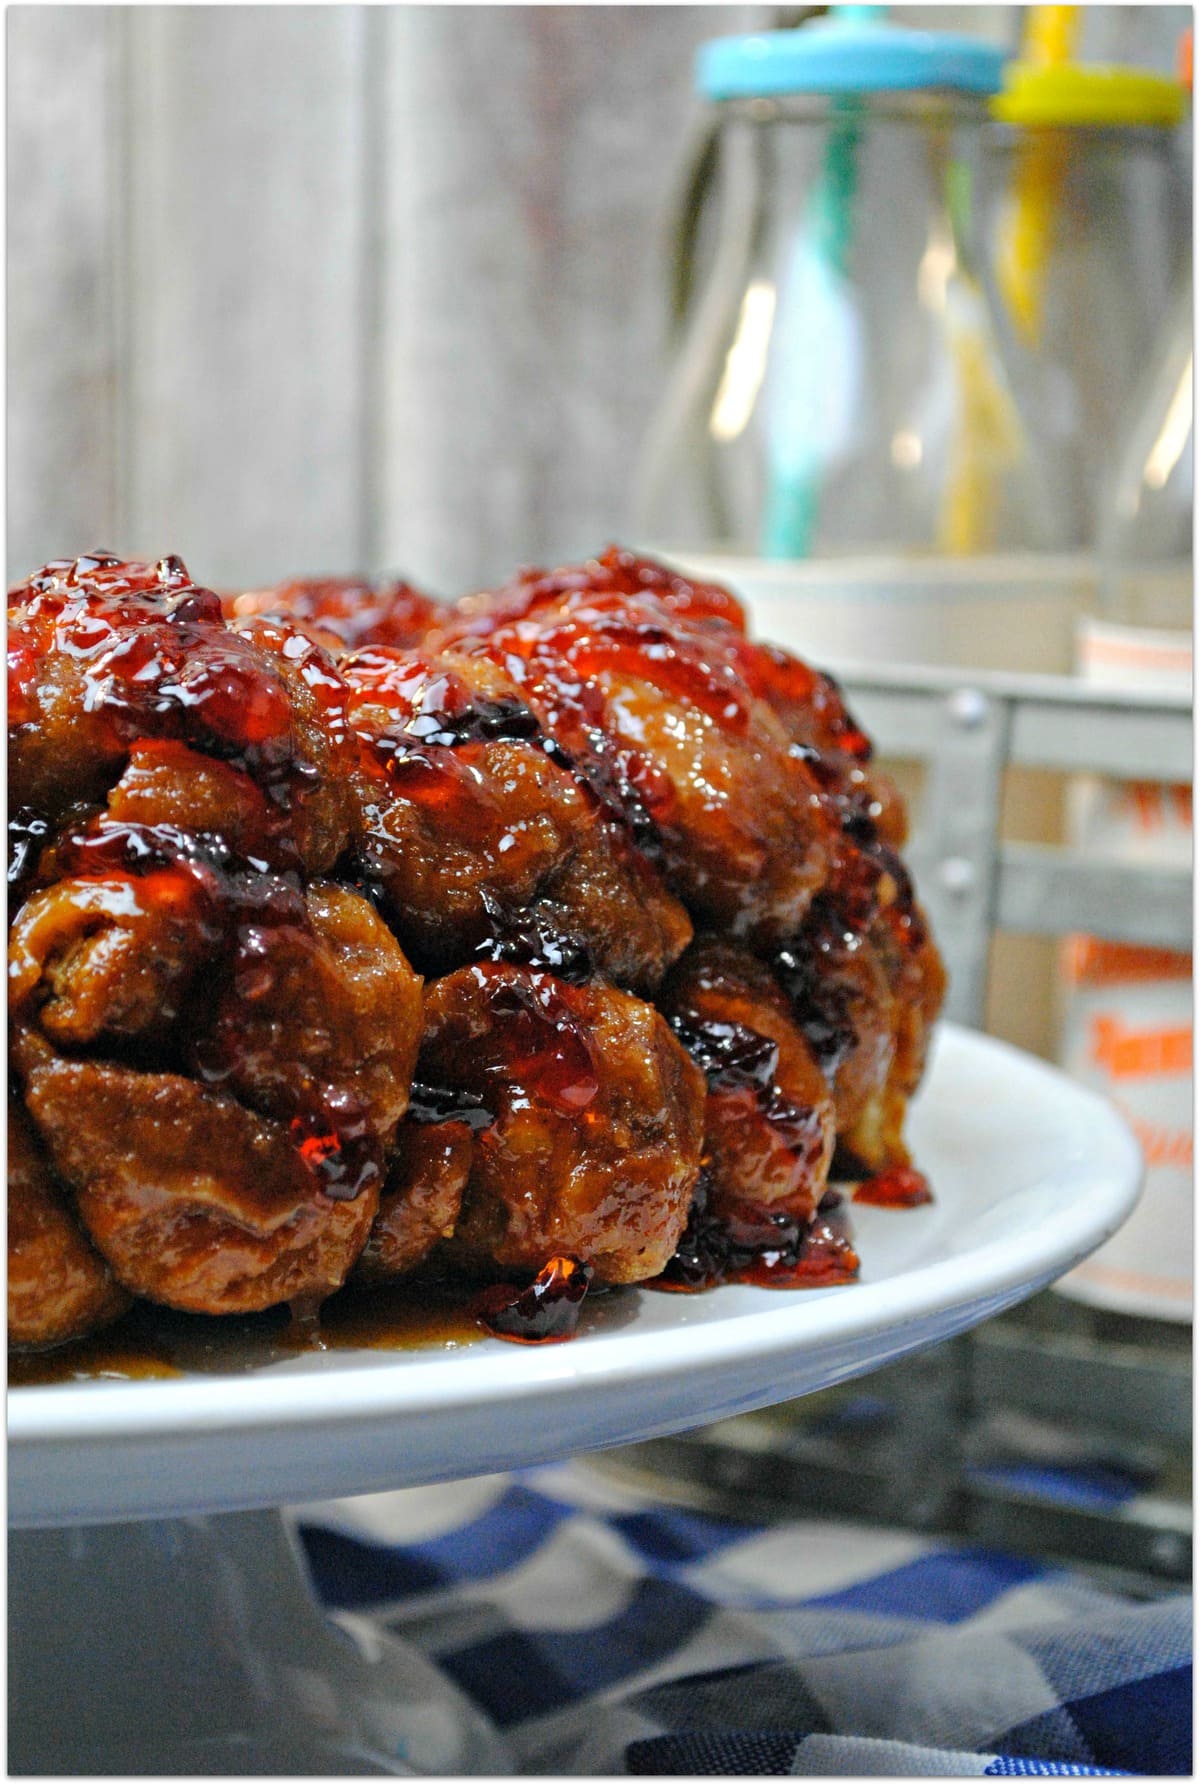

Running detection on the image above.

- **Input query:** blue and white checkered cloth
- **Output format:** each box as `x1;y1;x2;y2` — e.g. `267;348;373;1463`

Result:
295;1460;1191;1776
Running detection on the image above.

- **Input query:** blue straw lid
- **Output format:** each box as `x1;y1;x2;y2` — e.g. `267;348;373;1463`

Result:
697;15;1007;103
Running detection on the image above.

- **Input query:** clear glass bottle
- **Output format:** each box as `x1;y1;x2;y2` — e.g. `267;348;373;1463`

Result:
635;14;1062;562
982;59;1186;550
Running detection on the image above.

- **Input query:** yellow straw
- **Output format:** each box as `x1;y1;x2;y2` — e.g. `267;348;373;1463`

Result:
1025;5;1080;69
938;286;1025;553
936;150;1024;555
996;6;1081;347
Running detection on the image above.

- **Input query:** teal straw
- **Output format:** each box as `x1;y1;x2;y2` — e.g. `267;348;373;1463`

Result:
761;99;862;559
760;3;884;560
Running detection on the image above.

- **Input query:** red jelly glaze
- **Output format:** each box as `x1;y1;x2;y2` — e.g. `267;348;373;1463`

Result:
440;564;876;891
668;1013;830;1192
443;546;750;644
853;1165;934;1208
451;626;693;856
189;906;384;1203
340;651;574;828
437;559;761;801
231;577;442;653
731;639;873;763
8;549;375;1232
47;810;384;1205
51;819;233;958
525;603;753;733
474;1255;594;1343
232;612;355;754
477;968;601;1115
9;554;185;724
409;964;601;1133
9;554;299;784
736;1219;861;1288
652;1176;860;1294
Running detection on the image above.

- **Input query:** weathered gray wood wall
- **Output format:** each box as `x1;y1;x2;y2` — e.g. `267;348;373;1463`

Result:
120;7;375;589
8;3;762;594
8;4;1190;595
9;7;125;577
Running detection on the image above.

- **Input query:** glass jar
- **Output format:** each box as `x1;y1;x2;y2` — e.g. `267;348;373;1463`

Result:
634;16;1062;562
981;62;1186;550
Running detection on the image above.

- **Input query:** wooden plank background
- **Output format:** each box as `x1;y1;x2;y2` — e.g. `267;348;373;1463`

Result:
119;6;375;590
9;7;124;575
7;4;1189;595
8;3;760;595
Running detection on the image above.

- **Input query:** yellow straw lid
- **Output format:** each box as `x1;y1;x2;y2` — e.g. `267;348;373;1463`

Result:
992;62;1186;128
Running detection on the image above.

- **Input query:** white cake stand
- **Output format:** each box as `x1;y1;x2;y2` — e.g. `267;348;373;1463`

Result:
9;1026;1142;1774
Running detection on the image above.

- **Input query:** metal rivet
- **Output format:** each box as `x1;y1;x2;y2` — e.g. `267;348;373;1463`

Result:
948;688;988;730
938;856;975;896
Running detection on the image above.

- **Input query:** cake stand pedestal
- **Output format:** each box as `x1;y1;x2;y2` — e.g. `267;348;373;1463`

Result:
9;1508;511;1775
